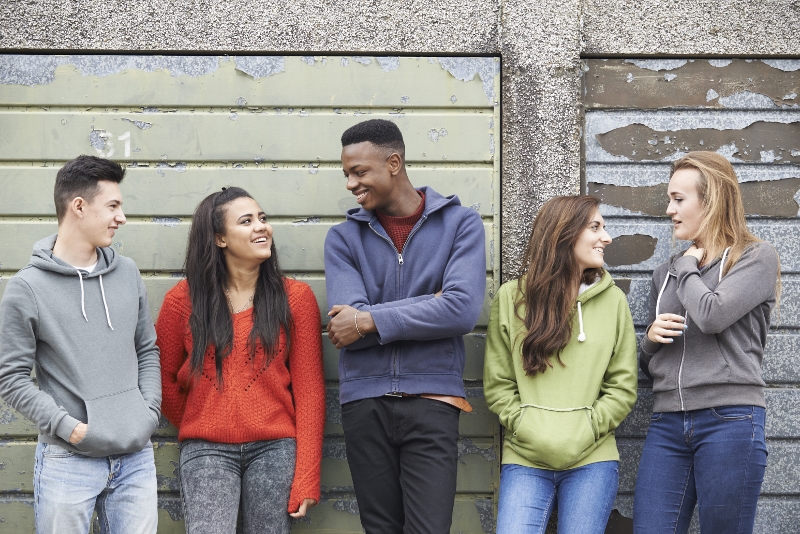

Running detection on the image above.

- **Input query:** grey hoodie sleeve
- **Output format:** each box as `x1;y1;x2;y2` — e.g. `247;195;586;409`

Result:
134;274;161;419
675;242;779;334
0;277;82;442
639;273;662;378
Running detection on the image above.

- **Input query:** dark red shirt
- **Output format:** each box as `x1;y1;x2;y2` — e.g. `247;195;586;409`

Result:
376;191;426;252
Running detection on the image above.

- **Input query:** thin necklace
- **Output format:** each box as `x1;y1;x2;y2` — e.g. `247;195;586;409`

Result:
225;286;254;314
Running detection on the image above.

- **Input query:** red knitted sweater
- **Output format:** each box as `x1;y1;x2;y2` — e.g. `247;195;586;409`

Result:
156;278;325;513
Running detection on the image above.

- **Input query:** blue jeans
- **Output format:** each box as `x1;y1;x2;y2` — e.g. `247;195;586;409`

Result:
496;461;619;534
633;406;767;534
179;438;296;534
33;441;157;534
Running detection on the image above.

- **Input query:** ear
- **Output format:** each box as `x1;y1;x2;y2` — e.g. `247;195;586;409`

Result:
71;197;86;219
215;234;227;249
387;153;403;176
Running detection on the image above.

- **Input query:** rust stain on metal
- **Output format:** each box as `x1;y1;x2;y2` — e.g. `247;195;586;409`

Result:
591;182;668;216
604;234;658;266
584;59;800;109
595;122;800;162
591;179;800;217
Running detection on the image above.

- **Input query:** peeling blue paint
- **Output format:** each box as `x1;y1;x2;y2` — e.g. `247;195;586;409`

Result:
121;118;152;130
301;56;315;66
0;55;221;86
153;217;181;227
352;57;372;66
292;217;321;226
708;59;734;68
438;57;499;102
762;60;800;72
233;56;285;80
376;57;400;72
624;59;688;71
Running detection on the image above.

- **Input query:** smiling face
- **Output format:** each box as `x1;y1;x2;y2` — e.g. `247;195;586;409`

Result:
215;196;273;265
667;168;705;243
341;141;403;214
78;180;126;249
573;209;612;273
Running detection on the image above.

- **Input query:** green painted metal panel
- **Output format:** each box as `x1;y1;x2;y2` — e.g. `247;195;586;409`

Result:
0;53;501;533
0;166;494;217
0;56;497;109
0;112;495;163
0;221;495;272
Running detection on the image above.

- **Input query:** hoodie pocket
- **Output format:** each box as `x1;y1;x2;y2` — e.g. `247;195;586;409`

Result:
510;404;598;470
74;387;158;456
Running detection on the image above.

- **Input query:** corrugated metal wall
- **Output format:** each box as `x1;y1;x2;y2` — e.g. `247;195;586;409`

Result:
583;58;800;532
0;54;501;533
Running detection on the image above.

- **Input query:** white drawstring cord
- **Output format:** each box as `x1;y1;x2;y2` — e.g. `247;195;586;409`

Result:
655;272;671;317
77;270;88;322
577;301;586;342
719;247;731;283
99;275;114;330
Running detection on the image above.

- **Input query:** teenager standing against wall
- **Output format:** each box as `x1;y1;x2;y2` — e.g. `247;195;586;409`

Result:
0;155;161;533
633;152;779;533
324;119;486;534
484;195;638;533
156;187;325;534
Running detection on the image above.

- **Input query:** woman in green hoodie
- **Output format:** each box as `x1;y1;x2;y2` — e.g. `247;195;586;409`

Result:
484;195;638;533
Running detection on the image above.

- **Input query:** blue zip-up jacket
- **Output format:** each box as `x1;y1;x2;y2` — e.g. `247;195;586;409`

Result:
324;186;486;404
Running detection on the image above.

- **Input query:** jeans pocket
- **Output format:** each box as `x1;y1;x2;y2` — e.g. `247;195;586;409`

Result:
650;412;663;422
42;442;76;458
710;405;754;421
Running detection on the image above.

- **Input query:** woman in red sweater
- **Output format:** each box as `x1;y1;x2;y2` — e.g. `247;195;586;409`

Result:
156;187;325;534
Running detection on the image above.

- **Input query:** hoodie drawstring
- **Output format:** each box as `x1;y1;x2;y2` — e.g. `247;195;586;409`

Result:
719;247;731;283
655;272;672;317
577;301;586;342
99;275;114;330
76;270;114;330
77;270;88;322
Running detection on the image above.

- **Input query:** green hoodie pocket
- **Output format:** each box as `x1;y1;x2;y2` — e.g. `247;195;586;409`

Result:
510;404;598;470
74;387;158;457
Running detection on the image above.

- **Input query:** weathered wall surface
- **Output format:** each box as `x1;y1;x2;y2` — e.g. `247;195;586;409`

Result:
585;57;800;532
0;54;501;533
1;1;799;533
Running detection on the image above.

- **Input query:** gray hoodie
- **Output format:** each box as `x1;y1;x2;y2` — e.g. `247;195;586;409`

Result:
640;241;778;412
0;235;161;457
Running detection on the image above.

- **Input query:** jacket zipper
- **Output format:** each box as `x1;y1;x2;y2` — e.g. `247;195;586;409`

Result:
677;312;689;411
367;215;428;392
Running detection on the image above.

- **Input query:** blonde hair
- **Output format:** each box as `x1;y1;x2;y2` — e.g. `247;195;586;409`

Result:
671;152;781;304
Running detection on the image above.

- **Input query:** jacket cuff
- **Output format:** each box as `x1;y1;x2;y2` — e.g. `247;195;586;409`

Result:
640;326;662;355
674;255;699;274
54;414;82;443
370;307;404;344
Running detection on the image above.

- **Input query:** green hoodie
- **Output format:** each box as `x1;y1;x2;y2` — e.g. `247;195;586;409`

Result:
484;271;638;470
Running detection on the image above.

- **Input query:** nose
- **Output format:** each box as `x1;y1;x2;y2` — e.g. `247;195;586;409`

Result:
345;173;358;191
117;208;126;225
600;229;612;244
666;200;676;217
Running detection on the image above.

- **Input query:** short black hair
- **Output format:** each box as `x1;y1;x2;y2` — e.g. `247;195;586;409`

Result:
341;119;405;156
54;155;126;222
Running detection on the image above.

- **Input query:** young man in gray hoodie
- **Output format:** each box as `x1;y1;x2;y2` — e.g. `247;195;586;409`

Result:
0;155;161;534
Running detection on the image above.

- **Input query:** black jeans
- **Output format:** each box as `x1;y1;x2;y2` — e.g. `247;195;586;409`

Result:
342;396;461;534
178;438;296;534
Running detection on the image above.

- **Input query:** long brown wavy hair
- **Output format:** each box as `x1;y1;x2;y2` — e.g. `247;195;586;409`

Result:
516;195;604;376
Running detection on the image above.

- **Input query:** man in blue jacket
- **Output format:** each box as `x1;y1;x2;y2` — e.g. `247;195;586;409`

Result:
325;119;486;534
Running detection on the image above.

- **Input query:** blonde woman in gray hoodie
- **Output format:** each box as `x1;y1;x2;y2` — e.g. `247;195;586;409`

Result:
633;152;780;533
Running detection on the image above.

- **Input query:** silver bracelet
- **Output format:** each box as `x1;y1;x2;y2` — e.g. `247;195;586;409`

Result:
354;310;365;338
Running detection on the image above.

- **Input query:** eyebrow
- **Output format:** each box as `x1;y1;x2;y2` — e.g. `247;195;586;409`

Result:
589;219;604;225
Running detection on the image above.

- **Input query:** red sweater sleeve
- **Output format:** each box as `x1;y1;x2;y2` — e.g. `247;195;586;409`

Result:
286;281;326;513
155;281;191;429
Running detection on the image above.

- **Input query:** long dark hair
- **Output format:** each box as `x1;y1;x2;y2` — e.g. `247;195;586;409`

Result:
516;195;604;376
184;187;292;383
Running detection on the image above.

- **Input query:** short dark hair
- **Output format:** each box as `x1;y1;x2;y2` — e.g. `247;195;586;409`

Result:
341;119;405;156
54;155;126;222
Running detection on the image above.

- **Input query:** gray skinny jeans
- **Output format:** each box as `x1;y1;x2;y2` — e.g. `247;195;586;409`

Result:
179;438;296;534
